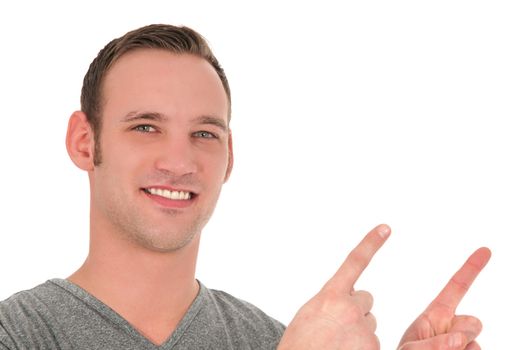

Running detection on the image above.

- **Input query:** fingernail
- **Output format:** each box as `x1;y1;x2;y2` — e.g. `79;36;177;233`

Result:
449;333;463;348
378;225;390;238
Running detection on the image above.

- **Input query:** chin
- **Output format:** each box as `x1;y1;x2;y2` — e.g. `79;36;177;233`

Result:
130;228;201;253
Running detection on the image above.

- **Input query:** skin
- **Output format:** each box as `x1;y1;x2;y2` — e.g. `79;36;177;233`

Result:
398;247;491;350
64;46;490;349
277;225;391;350
66;50;233;345
277;225;491;350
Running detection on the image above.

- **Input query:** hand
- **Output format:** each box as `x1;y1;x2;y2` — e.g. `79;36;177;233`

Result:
398;247;491;350
277;224;391;350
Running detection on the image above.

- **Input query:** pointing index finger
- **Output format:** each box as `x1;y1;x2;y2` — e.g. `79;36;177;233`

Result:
325;224;391;292
427;247;491;314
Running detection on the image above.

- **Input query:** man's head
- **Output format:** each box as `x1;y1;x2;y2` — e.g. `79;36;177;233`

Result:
66;24;233;252
81;24;231;165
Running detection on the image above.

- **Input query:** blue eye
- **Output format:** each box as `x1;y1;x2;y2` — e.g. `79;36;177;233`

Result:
133;125;156;133
194;131;216;139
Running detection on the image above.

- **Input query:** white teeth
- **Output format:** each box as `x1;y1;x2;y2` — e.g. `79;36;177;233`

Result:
147;188;192;200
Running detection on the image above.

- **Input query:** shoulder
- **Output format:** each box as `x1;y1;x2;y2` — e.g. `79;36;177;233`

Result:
0;279;66;317
0;280;72;348
1;280;56;316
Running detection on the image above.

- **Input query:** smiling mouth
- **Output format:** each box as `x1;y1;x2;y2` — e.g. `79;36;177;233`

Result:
142;188;195;200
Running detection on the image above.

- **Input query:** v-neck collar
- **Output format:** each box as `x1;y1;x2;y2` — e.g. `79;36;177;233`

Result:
49;278;206;349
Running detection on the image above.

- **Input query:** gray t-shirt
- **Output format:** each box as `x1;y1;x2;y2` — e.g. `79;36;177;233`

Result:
0;279;285;349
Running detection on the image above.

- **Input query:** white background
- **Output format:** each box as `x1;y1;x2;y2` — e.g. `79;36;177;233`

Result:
0;1;523;348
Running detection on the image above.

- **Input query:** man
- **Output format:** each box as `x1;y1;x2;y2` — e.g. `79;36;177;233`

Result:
0;24;490;349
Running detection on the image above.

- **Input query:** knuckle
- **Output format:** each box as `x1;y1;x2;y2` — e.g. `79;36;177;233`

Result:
367;312;377;332
466;315;483;334
366;333;380;350
363;290;374;305
317;287;340;305
352;289;374;312
450;276;470;292
350;250;370;270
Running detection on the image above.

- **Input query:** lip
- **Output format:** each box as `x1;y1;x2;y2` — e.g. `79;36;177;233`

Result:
141;186;198;209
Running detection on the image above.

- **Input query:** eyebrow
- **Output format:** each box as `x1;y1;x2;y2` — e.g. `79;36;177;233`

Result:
121;111;228;132
121;111;168;123
192;116;228;132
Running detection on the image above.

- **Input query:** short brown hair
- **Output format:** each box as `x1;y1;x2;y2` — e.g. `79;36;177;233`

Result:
80;24;231;165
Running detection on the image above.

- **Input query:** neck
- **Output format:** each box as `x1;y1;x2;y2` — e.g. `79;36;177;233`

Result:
68;221;201;345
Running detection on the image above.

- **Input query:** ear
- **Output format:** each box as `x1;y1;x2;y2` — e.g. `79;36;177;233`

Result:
223;130;234;183
66;111;96;171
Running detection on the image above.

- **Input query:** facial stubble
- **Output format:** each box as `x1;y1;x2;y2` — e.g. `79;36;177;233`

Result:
104;190;217;253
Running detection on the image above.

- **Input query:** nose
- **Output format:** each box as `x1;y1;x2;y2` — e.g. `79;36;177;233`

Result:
153;135;198;177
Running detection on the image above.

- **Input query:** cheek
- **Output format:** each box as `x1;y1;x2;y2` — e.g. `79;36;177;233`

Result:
200;152;229;184
100;143;149;182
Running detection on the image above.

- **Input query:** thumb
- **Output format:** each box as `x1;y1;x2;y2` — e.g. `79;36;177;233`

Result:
398;332;466;350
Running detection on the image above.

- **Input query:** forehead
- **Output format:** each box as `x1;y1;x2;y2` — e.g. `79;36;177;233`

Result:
101;49;229;123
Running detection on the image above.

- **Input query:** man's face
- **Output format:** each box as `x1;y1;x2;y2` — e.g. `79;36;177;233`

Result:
89;49;232;252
